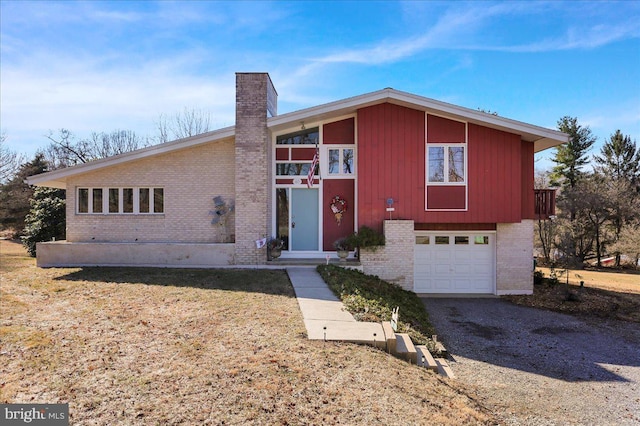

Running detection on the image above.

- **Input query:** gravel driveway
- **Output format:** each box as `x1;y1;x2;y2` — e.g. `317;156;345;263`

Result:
423;298;640;425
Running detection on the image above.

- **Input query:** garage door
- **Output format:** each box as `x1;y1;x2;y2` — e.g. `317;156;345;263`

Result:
414;233;495;294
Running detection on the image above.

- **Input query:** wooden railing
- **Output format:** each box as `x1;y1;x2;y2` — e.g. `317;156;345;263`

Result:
534;189;556;220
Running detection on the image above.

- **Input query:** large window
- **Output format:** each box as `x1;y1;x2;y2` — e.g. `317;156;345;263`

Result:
77;187;164;214
427;145;465;183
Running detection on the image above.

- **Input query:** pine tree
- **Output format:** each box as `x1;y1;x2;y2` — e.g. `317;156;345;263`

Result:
550;116;597;190
593;130;640;185
21;186;66;257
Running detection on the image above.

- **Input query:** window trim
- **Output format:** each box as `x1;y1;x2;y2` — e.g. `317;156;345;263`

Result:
324;145;356;178
426;143;467;185
77;187;164;215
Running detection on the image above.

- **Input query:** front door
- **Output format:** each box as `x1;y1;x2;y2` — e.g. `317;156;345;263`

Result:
291;188;319;251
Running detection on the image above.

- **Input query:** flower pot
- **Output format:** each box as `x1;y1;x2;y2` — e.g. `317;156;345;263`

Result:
270;248;282;260
337;250;349;262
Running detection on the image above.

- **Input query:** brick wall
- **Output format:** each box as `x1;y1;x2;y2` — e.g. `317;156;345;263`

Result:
360;220;415;291
234;73;274;264
496;219;534;294
66;139;236;244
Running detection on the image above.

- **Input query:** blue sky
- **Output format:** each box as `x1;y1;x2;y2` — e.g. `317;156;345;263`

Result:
1;0;639;171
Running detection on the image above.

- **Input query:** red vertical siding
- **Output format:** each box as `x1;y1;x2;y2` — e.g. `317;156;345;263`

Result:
324;118;355;144
323;179;355;251
357;103;425;232
357;104;525;228
521;141;535;219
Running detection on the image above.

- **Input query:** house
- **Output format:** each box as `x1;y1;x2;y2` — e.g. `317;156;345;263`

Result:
27;72;566;295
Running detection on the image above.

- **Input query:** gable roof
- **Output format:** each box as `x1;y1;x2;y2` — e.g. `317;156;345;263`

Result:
27;88;567;188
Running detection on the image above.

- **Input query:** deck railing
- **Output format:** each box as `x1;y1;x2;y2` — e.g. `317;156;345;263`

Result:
534;189;556;220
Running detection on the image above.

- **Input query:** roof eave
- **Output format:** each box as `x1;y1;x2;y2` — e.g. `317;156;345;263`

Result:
268;88;568;147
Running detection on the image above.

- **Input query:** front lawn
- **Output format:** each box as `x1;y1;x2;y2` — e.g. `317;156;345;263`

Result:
0;240;492;425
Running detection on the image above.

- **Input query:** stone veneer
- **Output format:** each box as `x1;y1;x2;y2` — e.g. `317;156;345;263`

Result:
234;73;275;264
360;220;415;291
496;219;534;294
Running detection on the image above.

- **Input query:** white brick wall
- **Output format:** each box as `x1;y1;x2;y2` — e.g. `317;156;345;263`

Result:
234;73;272;264
361;220;414;291
66;139;236;244
496;220;534;294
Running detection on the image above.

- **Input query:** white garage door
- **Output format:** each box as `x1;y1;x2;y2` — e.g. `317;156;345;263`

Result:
414;232;495;294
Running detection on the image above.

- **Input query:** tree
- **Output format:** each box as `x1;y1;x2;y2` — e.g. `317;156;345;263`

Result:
0;133;24;184
21;186;66;256
0;153;49;235
608;224;640;269
44;128;150;168
550;116;597;190
155;107;212;143
593;130;640;185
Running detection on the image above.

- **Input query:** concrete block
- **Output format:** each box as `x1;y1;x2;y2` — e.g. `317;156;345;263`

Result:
381;321;396;353
435;358;455;378
394;333;417;364
416;345;438;371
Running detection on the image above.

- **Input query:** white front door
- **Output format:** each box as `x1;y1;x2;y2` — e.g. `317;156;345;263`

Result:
414;233;495;294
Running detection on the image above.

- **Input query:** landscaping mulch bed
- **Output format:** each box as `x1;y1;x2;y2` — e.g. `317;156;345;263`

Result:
504;278;640;323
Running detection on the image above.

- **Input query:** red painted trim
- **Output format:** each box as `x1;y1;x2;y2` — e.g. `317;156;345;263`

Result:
276;148;289;161
521;141;535;219
322;180;355;251
426;186;466;209
324;118;355;144
427;114;465;143
291;148;317;161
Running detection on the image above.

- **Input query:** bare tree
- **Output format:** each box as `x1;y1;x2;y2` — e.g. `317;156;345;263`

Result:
0;133;24;184
45;128;150;167
155;107;212;143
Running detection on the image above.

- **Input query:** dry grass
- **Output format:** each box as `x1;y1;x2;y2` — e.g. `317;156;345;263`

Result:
0;240;493;425
504;267;640;323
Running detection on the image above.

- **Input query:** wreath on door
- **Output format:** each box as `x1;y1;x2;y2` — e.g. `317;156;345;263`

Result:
330;195;347;226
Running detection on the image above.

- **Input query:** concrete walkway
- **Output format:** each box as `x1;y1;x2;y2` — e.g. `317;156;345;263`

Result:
286;267;384;347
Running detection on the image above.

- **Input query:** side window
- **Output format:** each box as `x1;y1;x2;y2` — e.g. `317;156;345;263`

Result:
326;147;355;176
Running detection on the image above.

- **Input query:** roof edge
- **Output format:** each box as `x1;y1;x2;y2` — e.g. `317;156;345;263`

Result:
26;126;235;187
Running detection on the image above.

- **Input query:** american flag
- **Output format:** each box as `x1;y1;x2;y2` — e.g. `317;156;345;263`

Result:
307;148;318;188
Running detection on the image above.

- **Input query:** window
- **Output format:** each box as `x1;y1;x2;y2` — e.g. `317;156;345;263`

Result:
328;148;355;175
276;163;317;176
427;145;465;183
78;189;89;213
455;236;469;244
276;128;319;145
77;187;164;214
435;236;449;245
415;236;430;245
474;236;489;245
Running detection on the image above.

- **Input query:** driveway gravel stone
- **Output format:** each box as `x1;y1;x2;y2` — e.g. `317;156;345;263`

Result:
423;298;640;425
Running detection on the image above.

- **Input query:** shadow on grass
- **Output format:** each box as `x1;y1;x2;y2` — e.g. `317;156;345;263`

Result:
423;297;640;383
54;267;295;297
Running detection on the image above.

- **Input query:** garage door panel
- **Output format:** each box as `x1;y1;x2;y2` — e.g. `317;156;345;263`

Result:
414;233;495;294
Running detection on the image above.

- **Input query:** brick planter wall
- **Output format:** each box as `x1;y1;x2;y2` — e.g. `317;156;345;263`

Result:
360;220;415;291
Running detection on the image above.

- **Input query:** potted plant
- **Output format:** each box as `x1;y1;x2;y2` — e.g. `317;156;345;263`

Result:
345;225;385;257
267;237;284;260
333;238;352;261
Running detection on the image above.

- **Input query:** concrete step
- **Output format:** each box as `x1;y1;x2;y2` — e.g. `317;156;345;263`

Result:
415;345;438;372
381;321;396;353
435;358;455;378
394;333;417;364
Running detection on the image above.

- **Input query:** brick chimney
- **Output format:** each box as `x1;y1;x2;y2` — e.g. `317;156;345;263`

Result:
234;73;277;264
